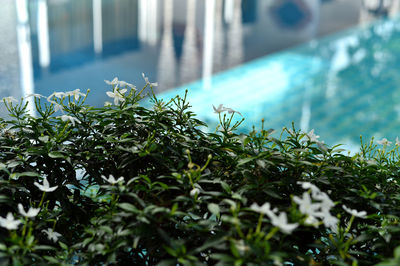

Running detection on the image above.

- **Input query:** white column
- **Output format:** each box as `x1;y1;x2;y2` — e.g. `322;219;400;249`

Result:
16;0;35;115
138;0;148;42
224;0;234;24
202;0;215;90
93;0;103;54
37;0;50;68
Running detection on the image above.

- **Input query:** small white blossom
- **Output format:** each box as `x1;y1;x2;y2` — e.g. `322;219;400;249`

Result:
48;101;64;112
190;188;200;197
25;93;44;98
293;192;321;216
106;88;127;105
212;104;241;115
213;104;225;114
2;96;18;105
250;202;297;234
377;138;392;146
47;92;65;102
104;77;119;86
0;212;22;230
59;115;80;126
269;212;299;234
306;129;320;143
101;174;124;185
65;89;85;101
142;73;158;87
342;205;367;219
250;202;275;217
118;80;136;90
104;101;112;107
34;178;58;192
396;137;400;146
18;204;40;218
42;228;62;242
322;214;339;233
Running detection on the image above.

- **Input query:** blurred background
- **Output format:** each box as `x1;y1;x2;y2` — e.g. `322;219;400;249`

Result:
1;0;400;149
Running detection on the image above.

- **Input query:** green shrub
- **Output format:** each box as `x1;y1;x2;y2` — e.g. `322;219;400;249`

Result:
1;77;400;265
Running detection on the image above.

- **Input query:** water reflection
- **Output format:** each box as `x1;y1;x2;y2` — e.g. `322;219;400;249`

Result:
179;0;200;85
157;0;177;91
226;0;244;69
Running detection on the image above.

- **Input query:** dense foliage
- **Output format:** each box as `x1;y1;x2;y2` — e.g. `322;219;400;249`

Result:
1;78;400;265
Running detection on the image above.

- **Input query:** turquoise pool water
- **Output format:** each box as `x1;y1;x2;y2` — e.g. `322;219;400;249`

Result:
155;14;400;150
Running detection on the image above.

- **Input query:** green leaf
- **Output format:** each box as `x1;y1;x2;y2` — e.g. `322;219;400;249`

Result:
208;203;220;217
48;151;65;159
119;203;139;213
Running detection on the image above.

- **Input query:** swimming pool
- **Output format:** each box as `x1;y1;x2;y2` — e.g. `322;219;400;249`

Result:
156;14;400;150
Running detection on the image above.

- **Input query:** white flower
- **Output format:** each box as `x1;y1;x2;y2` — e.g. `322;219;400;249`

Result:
118;80;136;90
48;101;63;112
396;137;400;146
104;77;119;86
47;92;65;102
293;192;321;216
18;204;40;218
2;96;18;104
250;202;297;234
42;228;62;242
142;73;158;87
306;129;320;143
104;101;112;107
297;181;321;196
34;178;58;192
377;138;392;146
224;107;242;116
101;174;124;185
212;104;241;115
250;202;275;217
342;205;367;219
0;213;22;230
313;192;335;210
59;115;80;126
213;104;225;114
65;89;85;101
106;88;127;105
25;93;44;98
269;212;298;234
190;188;200;197
322;213;339;233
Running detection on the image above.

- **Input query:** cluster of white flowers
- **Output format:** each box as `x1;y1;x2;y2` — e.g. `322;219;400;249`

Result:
377;138;392;146
376;137;400;146
293;182;338;232
0;178;62;241
250;202;298;234
212;104;242;116
105;77;136;89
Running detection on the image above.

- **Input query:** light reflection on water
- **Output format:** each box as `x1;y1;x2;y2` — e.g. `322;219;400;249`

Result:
0;0;399;147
